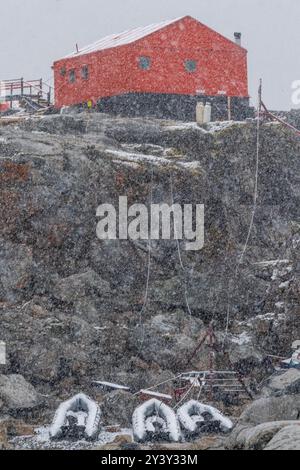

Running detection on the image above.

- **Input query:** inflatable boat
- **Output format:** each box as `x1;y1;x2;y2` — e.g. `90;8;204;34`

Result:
50;393;101;440
132;398;181;443
177;400;233;437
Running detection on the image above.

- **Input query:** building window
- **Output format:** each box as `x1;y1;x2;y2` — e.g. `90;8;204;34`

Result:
60;67;66;77
138;56;151;70
69;69;76;83
184;60;197;73
81;65;89;80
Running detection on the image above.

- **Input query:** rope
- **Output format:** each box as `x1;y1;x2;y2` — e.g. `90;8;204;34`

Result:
238;80;262;267
173;378;197;409
223;81;299;347
197;373;206;401
169;173;193;317
223;291;231;347
223;80;262;344
133;374;182;396
261;102;300;136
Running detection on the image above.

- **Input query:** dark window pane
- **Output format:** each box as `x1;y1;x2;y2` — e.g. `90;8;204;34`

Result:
81;66;89;80
69;70;76;83
185;60;197;72
138;56;151;70
60;67;66;77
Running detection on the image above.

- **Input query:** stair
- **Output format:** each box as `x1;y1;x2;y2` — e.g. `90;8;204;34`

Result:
1;78;53;111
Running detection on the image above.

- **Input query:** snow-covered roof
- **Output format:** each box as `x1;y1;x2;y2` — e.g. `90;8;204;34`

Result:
63;17;184;58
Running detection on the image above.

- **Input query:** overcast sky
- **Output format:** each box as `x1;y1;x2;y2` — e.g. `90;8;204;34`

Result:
0;0;299;109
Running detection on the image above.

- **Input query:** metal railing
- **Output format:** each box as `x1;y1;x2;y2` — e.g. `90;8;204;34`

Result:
1;78;53;107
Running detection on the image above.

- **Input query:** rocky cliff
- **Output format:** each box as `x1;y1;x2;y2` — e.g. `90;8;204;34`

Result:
0;113;299;414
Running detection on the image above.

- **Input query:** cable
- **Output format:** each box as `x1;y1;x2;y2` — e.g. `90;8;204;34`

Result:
133;374;182;396
223;80;262;344
261;102;300;136
173;379;197;409
238;80;262;268
223;289;232;347
169;173;193;317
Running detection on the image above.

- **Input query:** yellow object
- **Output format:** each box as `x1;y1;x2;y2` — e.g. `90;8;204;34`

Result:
87;100;93;109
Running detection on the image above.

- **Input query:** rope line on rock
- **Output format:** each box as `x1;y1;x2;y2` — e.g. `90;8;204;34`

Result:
169;173;193;317
223;80;262;344
238;79;262;268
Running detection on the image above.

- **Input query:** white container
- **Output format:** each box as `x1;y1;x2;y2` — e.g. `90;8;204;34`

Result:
0;341;6;365
196;102;204;125
203;102;212;123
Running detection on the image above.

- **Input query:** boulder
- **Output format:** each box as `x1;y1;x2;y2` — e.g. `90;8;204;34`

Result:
0;375;43;412
227;421;300;450
262;369;300;396
53;270;111;303
128;311;204;370
222;332;263;366
264;424;300;450
239;395;300;426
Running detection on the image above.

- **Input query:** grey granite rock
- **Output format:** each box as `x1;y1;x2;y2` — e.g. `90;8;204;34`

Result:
264;424;300;450
0;375;43;412
0;113;299;401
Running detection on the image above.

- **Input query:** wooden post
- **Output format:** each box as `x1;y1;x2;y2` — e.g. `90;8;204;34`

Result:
20;77;24;97
39;79;43;104
258;78;262;117
10;83;13;108
237;374;253;400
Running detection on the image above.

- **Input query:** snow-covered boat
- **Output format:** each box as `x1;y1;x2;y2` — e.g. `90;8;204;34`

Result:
50;393;101;440
132;398;181;443
177;400;233;437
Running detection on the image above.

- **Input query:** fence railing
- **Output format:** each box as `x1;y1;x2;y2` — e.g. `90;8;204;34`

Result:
1;78;53;107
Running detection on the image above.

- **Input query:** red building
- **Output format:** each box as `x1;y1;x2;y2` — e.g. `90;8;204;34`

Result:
53;16;251;120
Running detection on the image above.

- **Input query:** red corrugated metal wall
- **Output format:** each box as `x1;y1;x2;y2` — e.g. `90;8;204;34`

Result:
54;16;248;108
